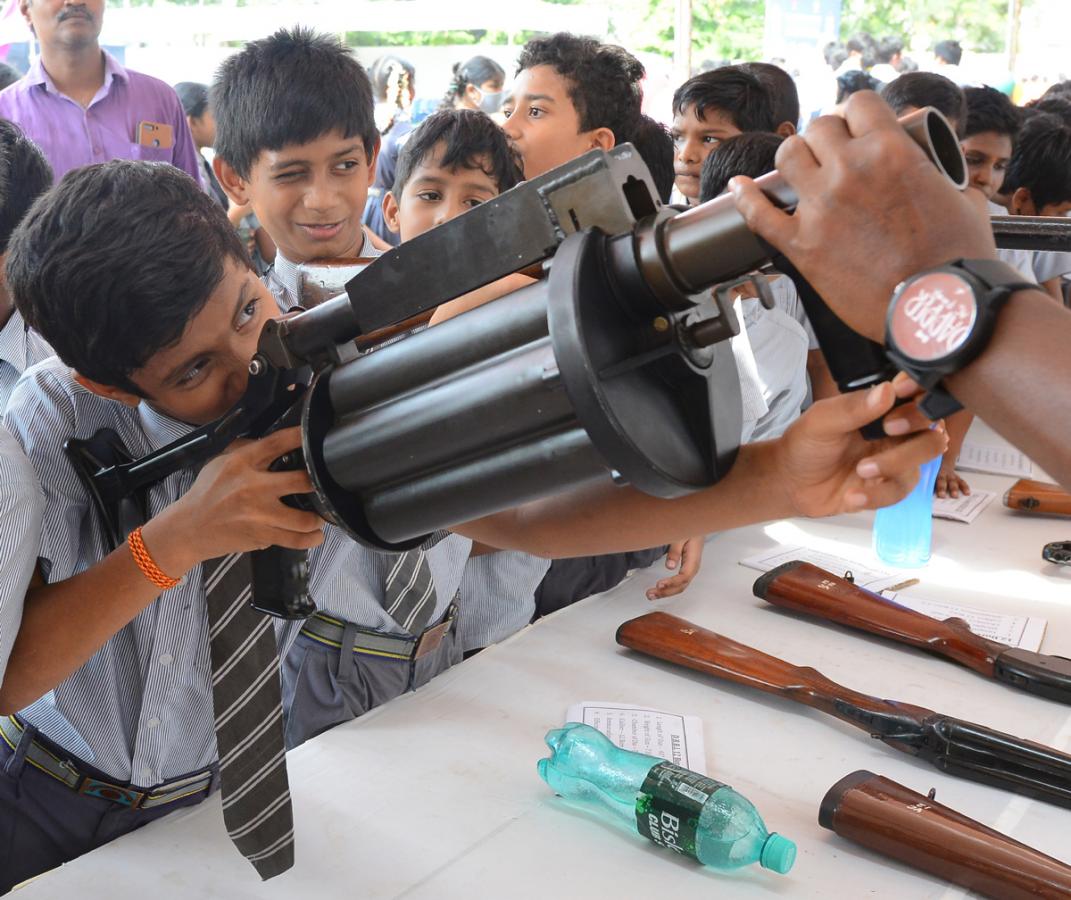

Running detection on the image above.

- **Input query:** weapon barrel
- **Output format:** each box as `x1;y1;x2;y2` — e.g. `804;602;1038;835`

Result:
1004;479;1071;517
991;215;1071;252
820;770;1071;900
752;561;1006;676
648;108;966;297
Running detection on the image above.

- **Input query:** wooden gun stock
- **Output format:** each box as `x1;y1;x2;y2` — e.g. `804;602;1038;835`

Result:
1004;479;1071;517
615;611;934;732
820;771;1071;900
752;561;1008;677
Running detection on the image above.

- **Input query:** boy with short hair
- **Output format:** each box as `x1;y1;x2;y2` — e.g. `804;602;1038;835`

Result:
993;112;1071;301
699;132;835;431
740;61;800;137
881;71;966;135
0;154;940;888
0;119;53;409
670;66;776;204
211;28;382;310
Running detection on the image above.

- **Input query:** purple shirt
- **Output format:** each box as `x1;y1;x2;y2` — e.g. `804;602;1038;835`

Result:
0;51;201;185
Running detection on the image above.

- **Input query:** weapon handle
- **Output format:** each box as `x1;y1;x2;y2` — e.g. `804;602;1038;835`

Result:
820;770;1071;900
615;611;931;728
249;546;316;620
753;561;1007;677
1004;479;1071;517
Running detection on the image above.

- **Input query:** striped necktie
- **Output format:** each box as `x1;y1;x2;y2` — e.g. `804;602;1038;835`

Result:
204;553;295;879
383;548;437;634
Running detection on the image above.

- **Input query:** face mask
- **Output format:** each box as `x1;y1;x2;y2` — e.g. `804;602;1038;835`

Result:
476;88;504;115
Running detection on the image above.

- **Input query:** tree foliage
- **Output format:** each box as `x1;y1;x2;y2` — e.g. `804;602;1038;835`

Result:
840;0;1011;53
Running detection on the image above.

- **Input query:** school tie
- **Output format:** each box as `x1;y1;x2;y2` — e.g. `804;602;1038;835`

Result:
204;553;295;879
383;548;437;634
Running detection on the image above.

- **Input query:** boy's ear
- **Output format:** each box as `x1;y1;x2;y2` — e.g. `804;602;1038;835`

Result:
1010;186;1038;216
72;372;142;409
588;127;616;152
213;156;251;207
775;121;797;138
365;135;382;188
382;190;401;234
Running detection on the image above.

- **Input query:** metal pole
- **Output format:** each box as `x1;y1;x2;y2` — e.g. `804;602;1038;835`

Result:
675;0;692;82
1006;0;1022;73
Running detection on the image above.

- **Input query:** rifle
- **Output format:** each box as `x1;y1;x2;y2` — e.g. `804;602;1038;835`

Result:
751;561;1071;704
820;770;1071;900
64;110;969;619
1004;479;1071;517
615;611;1071;809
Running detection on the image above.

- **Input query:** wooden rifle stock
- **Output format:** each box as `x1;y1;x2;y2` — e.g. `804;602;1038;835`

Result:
615;611;934;733
752;561;1007;677
820;770;1071;900
1004;479;1071;517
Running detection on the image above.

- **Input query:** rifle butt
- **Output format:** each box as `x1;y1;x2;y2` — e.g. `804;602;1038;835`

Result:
1004;479;1071;517
820;770;1071;900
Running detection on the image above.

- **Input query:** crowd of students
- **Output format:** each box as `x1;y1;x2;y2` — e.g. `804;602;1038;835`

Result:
0;20;1066;889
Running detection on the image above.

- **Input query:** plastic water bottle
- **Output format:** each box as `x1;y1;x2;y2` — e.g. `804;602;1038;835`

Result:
537;722;796;875
872;454;943;567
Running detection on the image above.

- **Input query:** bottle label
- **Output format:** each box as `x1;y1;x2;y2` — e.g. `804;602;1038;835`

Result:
634;762;726;862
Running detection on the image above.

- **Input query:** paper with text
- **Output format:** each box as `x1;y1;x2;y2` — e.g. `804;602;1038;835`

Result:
883;592;1046;652
957;443;1033;478
932;489;995;524
566;702;707;774
740;546;906;591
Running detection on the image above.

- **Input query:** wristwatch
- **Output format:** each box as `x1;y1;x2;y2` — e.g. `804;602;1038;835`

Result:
884;259;1034;419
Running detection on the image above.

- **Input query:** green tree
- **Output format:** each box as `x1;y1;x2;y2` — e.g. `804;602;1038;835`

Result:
840;0;1013;53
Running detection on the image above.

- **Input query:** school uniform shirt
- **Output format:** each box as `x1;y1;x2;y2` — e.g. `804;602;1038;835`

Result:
0;308;53;412
741;301;811;442
455;550;551;653
0;51;202;184
989;201;1040;284
0;423;44;689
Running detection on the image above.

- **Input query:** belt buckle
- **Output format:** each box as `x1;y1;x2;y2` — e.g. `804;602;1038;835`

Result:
414;620;450;660
78;776;147;809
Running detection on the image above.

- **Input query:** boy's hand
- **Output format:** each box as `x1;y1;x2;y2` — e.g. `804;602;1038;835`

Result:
647;536;705;600
935;463;971;499
774;378;948;517
729;91;995;342
147;427;325;576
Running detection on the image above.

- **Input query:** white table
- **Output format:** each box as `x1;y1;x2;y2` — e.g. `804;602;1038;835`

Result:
19;424;1071;899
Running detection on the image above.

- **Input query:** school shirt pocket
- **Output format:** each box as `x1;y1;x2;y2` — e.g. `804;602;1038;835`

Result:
128;143;175;164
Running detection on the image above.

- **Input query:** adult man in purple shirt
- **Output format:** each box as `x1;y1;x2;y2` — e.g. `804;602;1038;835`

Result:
0;0;201;184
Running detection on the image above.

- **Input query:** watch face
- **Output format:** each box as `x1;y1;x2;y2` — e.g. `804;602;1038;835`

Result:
889;271;978;362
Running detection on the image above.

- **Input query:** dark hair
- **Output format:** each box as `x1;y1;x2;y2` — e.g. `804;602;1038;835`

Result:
7;161;249;394
1042;80;1071;101
963;86;1021;141
934;40;963;66
629;115;674;203
1027;95;1071;129
0;119;53;254
0;62;20;92
876;35;904;64
369;54;416;103
836;70;880;104
672;65;776;133
881;72;967;136
212;27;376;179
699;132;783;203
1002;113;1071;209
823;41;844;68
847;32;877;68
444;55;505;107
173;81;210;120
392;108;523;198
516;33;644;144
739;62;799;132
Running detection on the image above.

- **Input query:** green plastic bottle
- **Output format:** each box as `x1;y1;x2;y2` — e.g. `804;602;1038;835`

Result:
538;722;796;875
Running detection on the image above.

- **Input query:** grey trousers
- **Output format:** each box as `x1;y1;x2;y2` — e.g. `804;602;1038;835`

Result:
0;723;216;895
281;623;463;749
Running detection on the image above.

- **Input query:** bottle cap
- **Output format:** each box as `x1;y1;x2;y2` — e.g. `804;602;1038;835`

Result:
760;833;797;874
